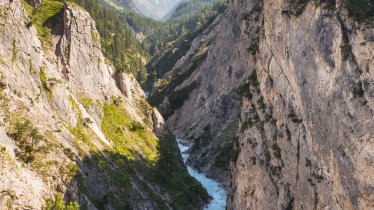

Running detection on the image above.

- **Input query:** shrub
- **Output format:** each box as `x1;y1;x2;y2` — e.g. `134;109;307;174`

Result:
272;143;282;159
68;120;90;144
23;0;64;48
344;0;374;22
39;67;54;101
353;81;364;98
45;194;79;210
129;121;144;132
8;119;43;163
101;103;158;161
78;94;93;109
285;125;292;141
313;0;336;10
11;39;18;66
63;147;75;160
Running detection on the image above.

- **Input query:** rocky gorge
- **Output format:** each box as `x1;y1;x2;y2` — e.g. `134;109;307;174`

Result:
0;0;209;209
149;0;374;209
0;0;373;209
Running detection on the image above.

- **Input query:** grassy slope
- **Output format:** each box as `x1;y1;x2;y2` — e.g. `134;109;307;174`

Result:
18;0;209;209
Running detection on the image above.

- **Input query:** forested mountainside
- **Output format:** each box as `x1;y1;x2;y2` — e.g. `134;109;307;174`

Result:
72;0;150;87
127;0;181;20
149;0;374;209
164;0;225;22
0;0;209;209
98;0;138;12
143;0;227;89
70;0;226;89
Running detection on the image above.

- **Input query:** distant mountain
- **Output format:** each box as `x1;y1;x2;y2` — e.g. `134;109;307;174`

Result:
98;0;139;12
131;0;182;20
163;0;216;21
161;0;187;20
114;0;139;11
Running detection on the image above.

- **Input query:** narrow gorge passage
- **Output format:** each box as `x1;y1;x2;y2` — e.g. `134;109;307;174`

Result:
177;139;227;210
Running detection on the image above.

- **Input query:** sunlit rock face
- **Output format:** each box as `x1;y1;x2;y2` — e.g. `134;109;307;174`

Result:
131;0;181;20
227;0;374;209
0;1;175;209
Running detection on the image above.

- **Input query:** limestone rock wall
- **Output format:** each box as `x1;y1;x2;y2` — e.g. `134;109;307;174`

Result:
149;0;374;209
0;0;165;209
228;0;374;209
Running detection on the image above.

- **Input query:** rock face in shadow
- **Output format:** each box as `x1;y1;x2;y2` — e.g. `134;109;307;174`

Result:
149;10;248;187
149;0;374;209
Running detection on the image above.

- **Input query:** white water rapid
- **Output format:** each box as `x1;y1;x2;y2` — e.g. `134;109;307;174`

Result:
177;139;227;210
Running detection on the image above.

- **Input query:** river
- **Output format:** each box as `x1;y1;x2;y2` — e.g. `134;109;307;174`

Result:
177;139;227;210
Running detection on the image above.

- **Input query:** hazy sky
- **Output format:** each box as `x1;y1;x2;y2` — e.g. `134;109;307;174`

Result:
132;0;182;20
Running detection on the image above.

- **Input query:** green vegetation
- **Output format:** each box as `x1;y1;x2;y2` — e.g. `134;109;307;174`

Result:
39;67;47;89
343;0;374;22
16;0;220;208
213;120;240;170
272;143;281;159
71;112;209;209
11;39;18;66
353;81;365;98
305;158;312;167
288;108;303;123
23;0;64;48
67;95;96;150
167;0;226;23
238;69;260;100
45;194;79;210
285;125;291;141
0;83;4;96
77;93;93;109
148;50;208;112
29;59;34;73
313;0;336;10
149;128;210;209
340;42;351;61
39;67;54;101
63;147;75;160
8;119;43;163
72;0;149;85
22;0;226;89
68;120;90;144
0;55;9;67
145;13;221;89
101;102;158;161
143;0;226;57
0;190;16;209
281;0;308;16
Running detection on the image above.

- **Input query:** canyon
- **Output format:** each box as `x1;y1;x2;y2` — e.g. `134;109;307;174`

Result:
150;0;374;209
0;0;373;209
0;0;208;209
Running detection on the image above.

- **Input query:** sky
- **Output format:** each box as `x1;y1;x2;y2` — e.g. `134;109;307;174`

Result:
132;0;183;20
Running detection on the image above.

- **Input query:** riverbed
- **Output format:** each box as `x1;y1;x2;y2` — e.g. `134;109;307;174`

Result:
177;139;227;210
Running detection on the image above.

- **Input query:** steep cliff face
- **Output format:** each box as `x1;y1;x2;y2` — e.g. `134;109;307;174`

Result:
0;0;208;209
229;0;374;209
149;0;374;209
149;7;251;186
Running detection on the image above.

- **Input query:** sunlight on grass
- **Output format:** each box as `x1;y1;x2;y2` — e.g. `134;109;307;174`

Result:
101;103;159;163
